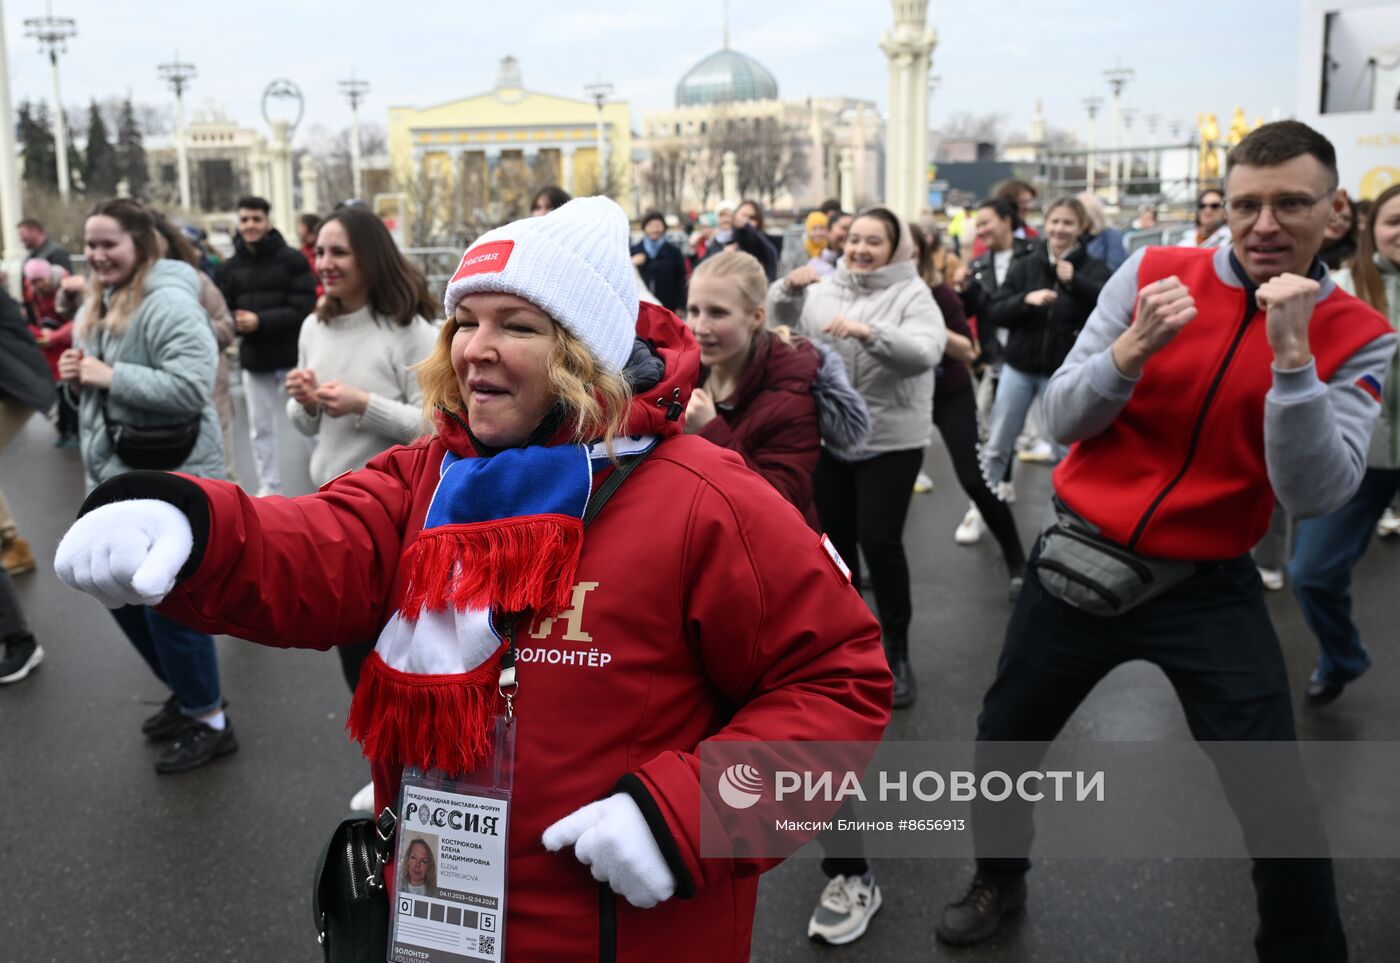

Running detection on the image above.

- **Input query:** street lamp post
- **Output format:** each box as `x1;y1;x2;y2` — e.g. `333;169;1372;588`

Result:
583;80;613;194
1121;106;1138;198
1146;112;1162;182
1081;97;1102;195
1103;66;1134;207
24;4;76;203
338;72;369;201
158;54;196;212
0;1;27;282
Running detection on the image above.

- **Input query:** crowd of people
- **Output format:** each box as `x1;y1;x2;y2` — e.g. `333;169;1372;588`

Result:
0;117;1392;961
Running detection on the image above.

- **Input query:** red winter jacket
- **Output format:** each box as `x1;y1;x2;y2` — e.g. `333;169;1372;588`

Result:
696;330;821;524
92;302;890;962
1053;246;1392;559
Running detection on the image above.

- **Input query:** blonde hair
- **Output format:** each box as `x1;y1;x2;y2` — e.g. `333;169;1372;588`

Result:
690;250;768;315
417;313;634;456
78;198;166;340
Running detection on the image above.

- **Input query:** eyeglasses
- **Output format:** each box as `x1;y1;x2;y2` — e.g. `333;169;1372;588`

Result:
1198;201;1223;210
1225;192;1333;227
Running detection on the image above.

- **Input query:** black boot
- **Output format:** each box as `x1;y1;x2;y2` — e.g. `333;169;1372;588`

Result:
883;633;916;708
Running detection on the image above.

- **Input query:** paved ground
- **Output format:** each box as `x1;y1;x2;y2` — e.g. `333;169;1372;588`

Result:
1;387;1396;962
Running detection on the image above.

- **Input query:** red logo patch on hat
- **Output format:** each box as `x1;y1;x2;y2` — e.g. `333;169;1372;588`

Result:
451;240;515;282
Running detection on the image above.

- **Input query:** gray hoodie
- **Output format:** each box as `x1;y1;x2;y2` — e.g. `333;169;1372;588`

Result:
768;259;946;458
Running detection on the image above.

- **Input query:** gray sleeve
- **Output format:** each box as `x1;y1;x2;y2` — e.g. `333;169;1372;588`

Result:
863;284;946;375
767;278;807;329
1266;332;1398;518
1042;247;1148;444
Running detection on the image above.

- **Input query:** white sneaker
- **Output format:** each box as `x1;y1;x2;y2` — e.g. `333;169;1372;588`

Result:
1016;440;1055;463
1257;567;1284;591
995;480;1017;504
955;504;984;545
808;873;883;945
913;471;934;494
1378;508;1400;538
349;779;376;813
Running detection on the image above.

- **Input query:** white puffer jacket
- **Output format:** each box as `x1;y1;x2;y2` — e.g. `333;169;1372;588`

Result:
768;259;946;457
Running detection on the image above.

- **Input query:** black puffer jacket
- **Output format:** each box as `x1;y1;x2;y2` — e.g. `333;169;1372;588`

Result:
958;236;1036;366
216;228;317;372
985;238;1110;376
0;286;55;412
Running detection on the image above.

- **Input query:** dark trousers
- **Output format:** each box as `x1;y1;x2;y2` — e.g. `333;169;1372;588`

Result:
54;382;78;439
1289;467;1400;685
0;567;30;641
973;555;1346;963
933;385;1026;575
336;640;375;692
813;448;923;643
112;605;223;716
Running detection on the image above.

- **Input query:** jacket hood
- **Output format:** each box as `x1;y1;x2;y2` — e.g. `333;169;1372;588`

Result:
832;257;920;292
143;259;201;299
433;301;700;456
233;228;289;260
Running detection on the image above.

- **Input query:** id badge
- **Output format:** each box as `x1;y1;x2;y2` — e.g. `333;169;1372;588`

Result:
388;713;515;963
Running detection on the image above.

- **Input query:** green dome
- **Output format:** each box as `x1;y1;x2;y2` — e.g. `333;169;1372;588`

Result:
676;49;779;107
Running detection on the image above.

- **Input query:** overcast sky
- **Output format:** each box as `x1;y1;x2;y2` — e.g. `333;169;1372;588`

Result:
3;1;1299;147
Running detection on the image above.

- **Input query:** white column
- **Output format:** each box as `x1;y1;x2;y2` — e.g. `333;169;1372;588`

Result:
47;49;69;202
268;120;293;233
721;150;739;200
299;153;319;215
174;87;192;211
880;2;937;222
0;2;25;286
562;146;575;194
808;104;825;204
839;147;855;214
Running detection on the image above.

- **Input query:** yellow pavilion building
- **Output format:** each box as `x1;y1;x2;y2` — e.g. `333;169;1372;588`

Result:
385;56;632;239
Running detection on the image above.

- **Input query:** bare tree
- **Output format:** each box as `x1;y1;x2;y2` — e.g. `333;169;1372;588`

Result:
735;117;810;208
943;111;1009;146
301;122;388;208
644;144;691;215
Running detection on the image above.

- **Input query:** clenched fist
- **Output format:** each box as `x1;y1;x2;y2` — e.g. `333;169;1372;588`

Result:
1257;273;1319;370
1112;276;1198;378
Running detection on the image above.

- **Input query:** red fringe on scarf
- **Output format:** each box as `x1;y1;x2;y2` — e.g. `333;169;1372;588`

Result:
347;648;505;775
398;515;584;620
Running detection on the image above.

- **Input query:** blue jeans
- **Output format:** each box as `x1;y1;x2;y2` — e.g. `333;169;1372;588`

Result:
1288;468;1400;685
981;364;1066;487
111;605;223;716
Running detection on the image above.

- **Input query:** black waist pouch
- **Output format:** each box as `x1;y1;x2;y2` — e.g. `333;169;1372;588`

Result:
101;395;200;471
1031;499;1198;617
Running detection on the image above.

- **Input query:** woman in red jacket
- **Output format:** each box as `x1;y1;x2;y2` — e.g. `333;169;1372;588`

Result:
685;250;822;522
55;197;891;963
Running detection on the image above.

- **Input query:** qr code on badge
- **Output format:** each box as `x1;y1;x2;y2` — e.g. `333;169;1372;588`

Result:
478;935;496;955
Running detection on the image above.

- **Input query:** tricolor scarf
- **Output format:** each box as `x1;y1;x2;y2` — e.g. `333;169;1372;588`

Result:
347;435;656;776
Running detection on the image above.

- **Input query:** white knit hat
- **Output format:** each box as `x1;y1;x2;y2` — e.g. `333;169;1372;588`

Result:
442;196;638;373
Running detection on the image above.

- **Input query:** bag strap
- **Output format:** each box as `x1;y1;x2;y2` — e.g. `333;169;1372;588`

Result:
583;443;655;529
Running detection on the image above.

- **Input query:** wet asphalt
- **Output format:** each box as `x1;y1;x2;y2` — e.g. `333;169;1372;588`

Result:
1;385;1396;962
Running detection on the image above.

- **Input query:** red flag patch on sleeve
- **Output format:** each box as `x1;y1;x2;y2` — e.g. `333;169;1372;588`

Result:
1354;373;1383;403
820;534;853;584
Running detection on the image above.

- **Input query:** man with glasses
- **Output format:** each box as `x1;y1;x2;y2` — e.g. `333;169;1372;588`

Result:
1178;187;1232;248
937;121;1392;961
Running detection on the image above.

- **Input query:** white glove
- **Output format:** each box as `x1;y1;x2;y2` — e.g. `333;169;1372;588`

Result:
54;499;194;609
541;792;677;908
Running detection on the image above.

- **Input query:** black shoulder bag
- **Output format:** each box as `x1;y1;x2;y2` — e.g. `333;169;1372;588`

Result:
96;324;202;471
312;442;655;962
